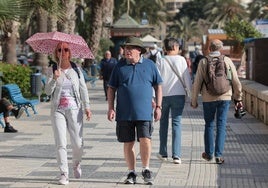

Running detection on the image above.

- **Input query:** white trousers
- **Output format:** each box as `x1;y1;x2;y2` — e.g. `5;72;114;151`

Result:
51;107;84;175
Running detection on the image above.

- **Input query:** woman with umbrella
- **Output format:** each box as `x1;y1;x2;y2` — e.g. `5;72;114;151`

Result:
45;41;92;185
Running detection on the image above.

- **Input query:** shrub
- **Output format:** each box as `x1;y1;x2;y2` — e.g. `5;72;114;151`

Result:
0;62;32;96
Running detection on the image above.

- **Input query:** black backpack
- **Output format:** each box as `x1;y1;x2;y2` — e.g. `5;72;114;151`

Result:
204;55;231;95
52;62;80;78
148;51;158;63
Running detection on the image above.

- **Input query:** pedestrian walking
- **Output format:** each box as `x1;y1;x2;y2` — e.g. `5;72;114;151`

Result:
191;39;243;164
107;36;163;185
156;37;192;164
99;50;118;100
45;42;92;185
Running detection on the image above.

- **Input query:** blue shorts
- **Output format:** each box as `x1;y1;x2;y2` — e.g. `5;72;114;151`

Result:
116;121;153;142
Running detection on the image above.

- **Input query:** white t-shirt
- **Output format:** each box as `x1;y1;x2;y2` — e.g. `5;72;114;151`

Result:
58;69;78;110
156;55;192;97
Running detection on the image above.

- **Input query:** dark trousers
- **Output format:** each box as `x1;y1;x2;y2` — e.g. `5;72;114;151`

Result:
0;98;11;117
103;80;109;100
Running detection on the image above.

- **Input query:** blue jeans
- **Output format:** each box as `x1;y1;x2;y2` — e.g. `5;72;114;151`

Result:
203;100;231;158
159;95;185;158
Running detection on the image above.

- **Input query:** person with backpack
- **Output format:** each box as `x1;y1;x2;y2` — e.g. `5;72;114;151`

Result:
45;42;92;185
144;44;162;63
191;39;243;164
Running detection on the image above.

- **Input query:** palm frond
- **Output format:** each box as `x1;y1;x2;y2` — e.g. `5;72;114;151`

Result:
0;0;29;20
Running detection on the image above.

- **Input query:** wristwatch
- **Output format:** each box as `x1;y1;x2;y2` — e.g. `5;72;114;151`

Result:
156;105;162;110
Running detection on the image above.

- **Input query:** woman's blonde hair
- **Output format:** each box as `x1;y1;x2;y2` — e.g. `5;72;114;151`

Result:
53;42;72;62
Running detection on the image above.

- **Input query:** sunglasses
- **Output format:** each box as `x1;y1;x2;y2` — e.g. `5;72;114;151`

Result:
57;48;69;53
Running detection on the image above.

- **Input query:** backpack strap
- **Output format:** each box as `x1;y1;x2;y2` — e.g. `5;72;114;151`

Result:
70;62;80;79
52;62;80;79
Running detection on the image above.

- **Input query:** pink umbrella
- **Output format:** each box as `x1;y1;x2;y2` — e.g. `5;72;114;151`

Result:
25;31;94;59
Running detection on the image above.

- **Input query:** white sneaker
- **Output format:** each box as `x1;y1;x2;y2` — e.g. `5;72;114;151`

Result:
157;153;168;161
173;157;182;164
73;162;82;179
58;173;69;185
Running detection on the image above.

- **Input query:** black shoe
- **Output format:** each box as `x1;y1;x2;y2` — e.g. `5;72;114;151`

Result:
142;169;153;185
12;108;24;119
202;152;213;161
215;157;224;164
4;125;18;133
124;172;137;184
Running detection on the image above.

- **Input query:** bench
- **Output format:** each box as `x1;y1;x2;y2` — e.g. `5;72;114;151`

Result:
0;113;4;128
2;84;39;117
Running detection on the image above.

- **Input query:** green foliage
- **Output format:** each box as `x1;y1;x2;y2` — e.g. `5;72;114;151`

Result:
204;0;247;29
168;17;200;41
248;0;268;21
175;0;211;22
224;16;263;43
0;0;29;24
0;63;32;96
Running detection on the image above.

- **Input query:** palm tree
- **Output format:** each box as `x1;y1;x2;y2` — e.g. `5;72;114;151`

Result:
168;17;200;42
1;20;20;64
204;0;247;28
25;0;65;70
247;0;268;21
0;0;29;64
102;0;114;39
57;0;76;34
89;0;105;57
1;0;64;66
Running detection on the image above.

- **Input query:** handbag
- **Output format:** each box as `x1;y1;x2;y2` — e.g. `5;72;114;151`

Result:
164;57;191;98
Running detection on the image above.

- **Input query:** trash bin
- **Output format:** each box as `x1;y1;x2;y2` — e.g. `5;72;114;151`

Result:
30;66;42;73
30;73;42;97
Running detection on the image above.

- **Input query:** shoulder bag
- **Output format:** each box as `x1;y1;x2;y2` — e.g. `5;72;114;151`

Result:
164;57;191;98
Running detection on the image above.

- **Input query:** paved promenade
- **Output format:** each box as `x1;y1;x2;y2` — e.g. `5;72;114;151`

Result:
0;81;268;188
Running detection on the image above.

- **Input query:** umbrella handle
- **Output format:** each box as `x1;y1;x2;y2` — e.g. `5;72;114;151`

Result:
58;43;63;70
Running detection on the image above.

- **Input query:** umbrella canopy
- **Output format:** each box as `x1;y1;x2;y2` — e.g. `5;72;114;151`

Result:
26;31;94;59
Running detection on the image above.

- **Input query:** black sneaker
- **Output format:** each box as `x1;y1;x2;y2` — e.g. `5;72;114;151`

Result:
4;125;18;133
124;172;137;184
12;108;24;119
215;157;224;164
142;169;153;185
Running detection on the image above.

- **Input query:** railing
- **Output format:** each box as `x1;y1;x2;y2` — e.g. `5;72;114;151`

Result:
241;79;268;125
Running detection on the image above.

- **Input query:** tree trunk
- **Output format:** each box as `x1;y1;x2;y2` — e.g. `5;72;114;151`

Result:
33;7;48;74
48;14;57;32
58;0;76;34
2;21;20;64
89;0;105;57
102;0;113;38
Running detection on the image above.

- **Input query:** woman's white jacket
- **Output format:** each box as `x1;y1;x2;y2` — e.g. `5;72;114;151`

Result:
45;66;90;112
